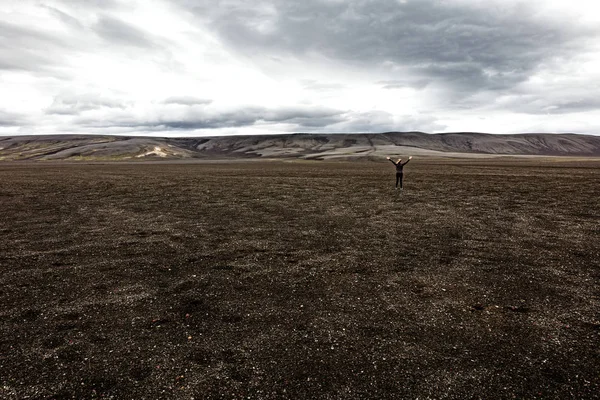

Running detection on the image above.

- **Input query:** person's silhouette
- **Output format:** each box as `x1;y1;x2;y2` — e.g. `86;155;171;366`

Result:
387;156;412;189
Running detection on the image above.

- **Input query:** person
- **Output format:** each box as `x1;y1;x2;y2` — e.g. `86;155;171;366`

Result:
387;156;412;189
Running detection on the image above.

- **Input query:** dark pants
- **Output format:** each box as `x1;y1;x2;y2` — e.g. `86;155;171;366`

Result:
396;173;403;188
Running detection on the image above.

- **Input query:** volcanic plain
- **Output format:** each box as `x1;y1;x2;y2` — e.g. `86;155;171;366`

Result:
1;158;599;399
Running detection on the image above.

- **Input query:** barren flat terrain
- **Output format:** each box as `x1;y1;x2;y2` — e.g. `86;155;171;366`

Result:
1;159;599;399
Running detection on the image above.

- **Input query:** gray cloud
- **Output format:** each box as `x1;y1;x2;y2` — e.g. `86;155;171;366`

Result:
547;99;600;114
52;0;122;14
0;5;171;77
93;15;157;48
46;93;127;115
178;0;598;95
163;96;213;106
301;80;346;91
2;0;599;136
42;5;85;30
493;93;600;115
57;0;119;7
377;79;430;90
71;105;446;134
0;109;26;127
328;111;446;133
76;105;346;130
0;20;73;74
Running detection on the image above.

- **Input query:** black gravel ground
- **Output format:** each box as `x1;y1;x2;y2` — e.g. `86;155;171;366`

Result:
0;159;599;399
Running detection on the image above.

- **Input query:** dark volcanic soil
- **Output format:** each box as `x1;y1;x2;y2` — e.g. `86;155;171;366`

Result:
1;159;599;399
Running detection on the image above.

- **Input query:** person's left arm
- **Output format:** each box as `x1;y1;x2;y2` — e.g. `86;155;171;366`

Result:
402;156;413;166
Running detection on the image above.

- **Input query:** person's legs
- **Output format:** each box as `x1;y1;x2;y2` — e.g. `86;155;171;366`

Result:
395;173;400;188
399;173;403;189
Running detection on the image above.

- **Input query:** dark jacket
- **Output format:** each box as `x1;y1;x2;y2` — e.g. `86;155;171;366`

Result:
389;158;410;173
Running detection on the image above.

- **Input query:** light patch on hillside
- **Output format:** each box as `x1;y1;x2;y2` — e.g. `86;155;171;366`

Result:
137;146;168;158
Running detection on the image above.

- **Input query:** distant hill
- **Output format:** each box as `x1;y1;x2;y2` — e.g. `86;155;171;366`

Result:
1;132;599;161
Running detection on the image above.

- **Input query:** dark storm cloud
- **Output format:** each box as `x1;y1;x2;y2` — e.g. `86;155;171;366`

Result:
163;97;213;106
178;0;597;94
76;105;345;130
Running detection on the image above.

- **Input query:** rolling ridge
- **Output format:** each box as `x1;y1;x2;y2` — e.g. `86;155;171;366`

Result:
1;132;599;161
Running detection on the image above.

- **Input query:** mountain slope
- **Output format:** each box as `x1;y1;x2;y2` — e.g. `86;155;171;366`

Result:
1;132;599;161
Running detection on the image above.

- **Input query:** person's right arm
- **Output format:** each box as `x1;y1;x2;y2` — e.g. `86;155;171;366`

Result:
386;157;397;165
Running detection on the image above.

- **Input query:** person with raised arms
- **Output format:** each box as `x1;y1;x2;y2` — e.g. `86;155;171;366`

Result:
387;156;413;190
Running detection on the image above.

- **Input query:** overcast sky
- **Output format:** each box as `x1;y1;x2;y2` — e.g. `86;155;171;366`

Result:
1;0;600;136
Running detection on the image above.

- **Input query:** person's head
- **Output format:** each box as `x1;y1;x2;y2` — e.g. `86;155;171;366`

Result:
397;158;402;163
